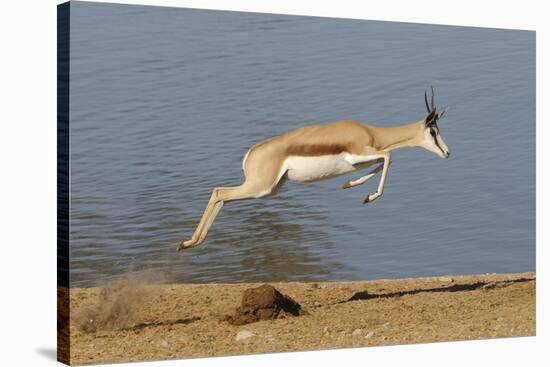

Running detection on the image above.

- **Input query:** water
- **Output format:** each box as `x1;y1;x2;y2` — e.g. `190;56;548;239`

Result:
68;2;535;287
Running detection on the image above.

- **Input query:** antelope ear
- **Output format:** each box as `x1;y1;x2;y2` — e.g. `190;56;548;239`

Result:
438;106;449;120
425;110;437;125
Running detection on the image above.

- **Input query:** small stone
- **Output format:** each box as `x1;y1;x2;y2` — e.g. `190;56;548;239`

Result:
365;331;375;338
235;330;256;341
323;326;330;334
438;277;453;283
314;301;322;307
160;340;168;347
352;328;363;336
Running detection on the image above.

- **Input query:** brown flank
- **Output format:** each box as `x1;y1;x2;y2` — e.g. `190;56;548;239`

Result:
286;144;349;156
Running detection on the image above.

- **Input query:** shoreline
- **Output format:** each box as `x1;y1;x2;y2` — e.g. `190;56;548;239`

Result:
60;271;536;365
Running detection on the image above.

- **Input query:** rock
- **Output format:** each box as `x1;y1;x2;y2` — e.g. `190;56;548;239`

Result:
365;331;375;338
438;277;453;283
314;301;322;308
235;330;256;341
225;284;305;325
323;326;330;334
351;328;363;336
160;340;169;347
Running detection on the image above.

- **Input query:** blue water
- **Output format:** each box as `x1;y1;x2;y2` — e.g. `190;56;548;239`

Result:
68;2;535;287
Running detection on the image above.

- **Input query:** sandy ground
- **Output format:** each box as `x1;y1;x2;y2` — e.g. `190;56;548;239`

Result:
59;272;535;365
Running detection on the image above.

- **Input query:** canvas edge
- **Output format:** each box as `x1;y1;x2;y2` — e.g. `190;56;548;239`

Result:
57;1;71;365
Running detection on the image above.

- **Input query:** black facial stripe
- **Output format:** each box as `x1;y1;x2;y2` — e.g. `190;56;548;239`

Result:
433;135;445;155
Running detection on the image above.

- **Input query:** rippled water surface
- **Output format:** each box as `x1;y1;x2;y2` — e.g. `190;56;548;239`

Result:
68;2;535;287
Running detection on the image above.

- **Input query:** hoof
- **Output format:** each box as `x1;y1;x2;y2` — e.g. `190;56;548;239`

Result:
178;240;196;251
364;191;379;204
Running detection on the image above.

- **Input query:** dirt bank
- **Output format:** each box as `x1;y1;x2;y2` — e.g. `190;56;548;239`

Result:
61;272;535;365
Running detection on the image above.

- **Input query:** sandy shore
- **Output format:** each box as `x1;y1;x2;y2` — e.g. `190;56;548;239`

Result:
59;272;535;365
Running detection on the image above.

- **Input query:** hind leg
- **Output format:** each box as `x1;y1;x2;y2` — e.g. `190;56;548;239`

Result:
179;145;287;250
179;174;287;250
179;184;257;250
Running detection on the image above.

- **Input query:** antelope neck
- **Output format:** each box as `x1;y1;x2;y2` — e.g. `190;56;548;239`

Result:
367;121;424;151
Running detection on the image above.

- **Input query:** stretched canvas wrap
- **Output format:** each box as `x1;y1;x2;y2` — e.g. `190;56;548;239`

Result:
57;1;536;365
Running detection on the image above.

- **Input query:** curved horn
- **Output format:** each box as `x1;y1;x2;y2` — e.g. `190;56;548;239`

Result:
424;89;431;112
430;86;435;110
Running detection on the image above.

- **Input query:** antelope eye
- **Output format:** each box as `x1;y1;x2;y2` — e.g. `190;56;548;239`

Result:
430;129;436;137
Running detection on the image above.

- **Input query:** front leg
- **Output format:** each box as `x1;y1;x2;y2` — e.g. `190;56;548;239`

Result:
364;152;391;204
342;163;383;189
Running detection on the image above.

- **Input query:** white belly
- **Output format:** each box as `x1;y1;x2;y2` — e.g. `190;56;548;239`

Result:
285;154;356;183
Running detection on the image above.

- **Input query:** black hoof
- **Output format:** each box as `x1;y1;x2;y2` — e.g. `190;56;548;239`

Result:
178;241;193;251
363;196;370;204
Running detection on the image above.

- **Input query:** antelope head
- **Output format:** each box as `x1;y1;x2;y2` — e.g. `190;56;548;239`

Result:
420;87;450;159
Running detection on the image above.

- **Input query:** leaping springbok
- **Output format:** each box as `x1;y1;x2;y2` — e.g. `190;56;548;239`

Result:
179;88;450;250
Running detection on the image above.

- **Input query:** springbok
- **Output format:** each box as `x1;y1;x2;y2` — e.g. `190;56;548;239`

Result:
179;88;450;250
